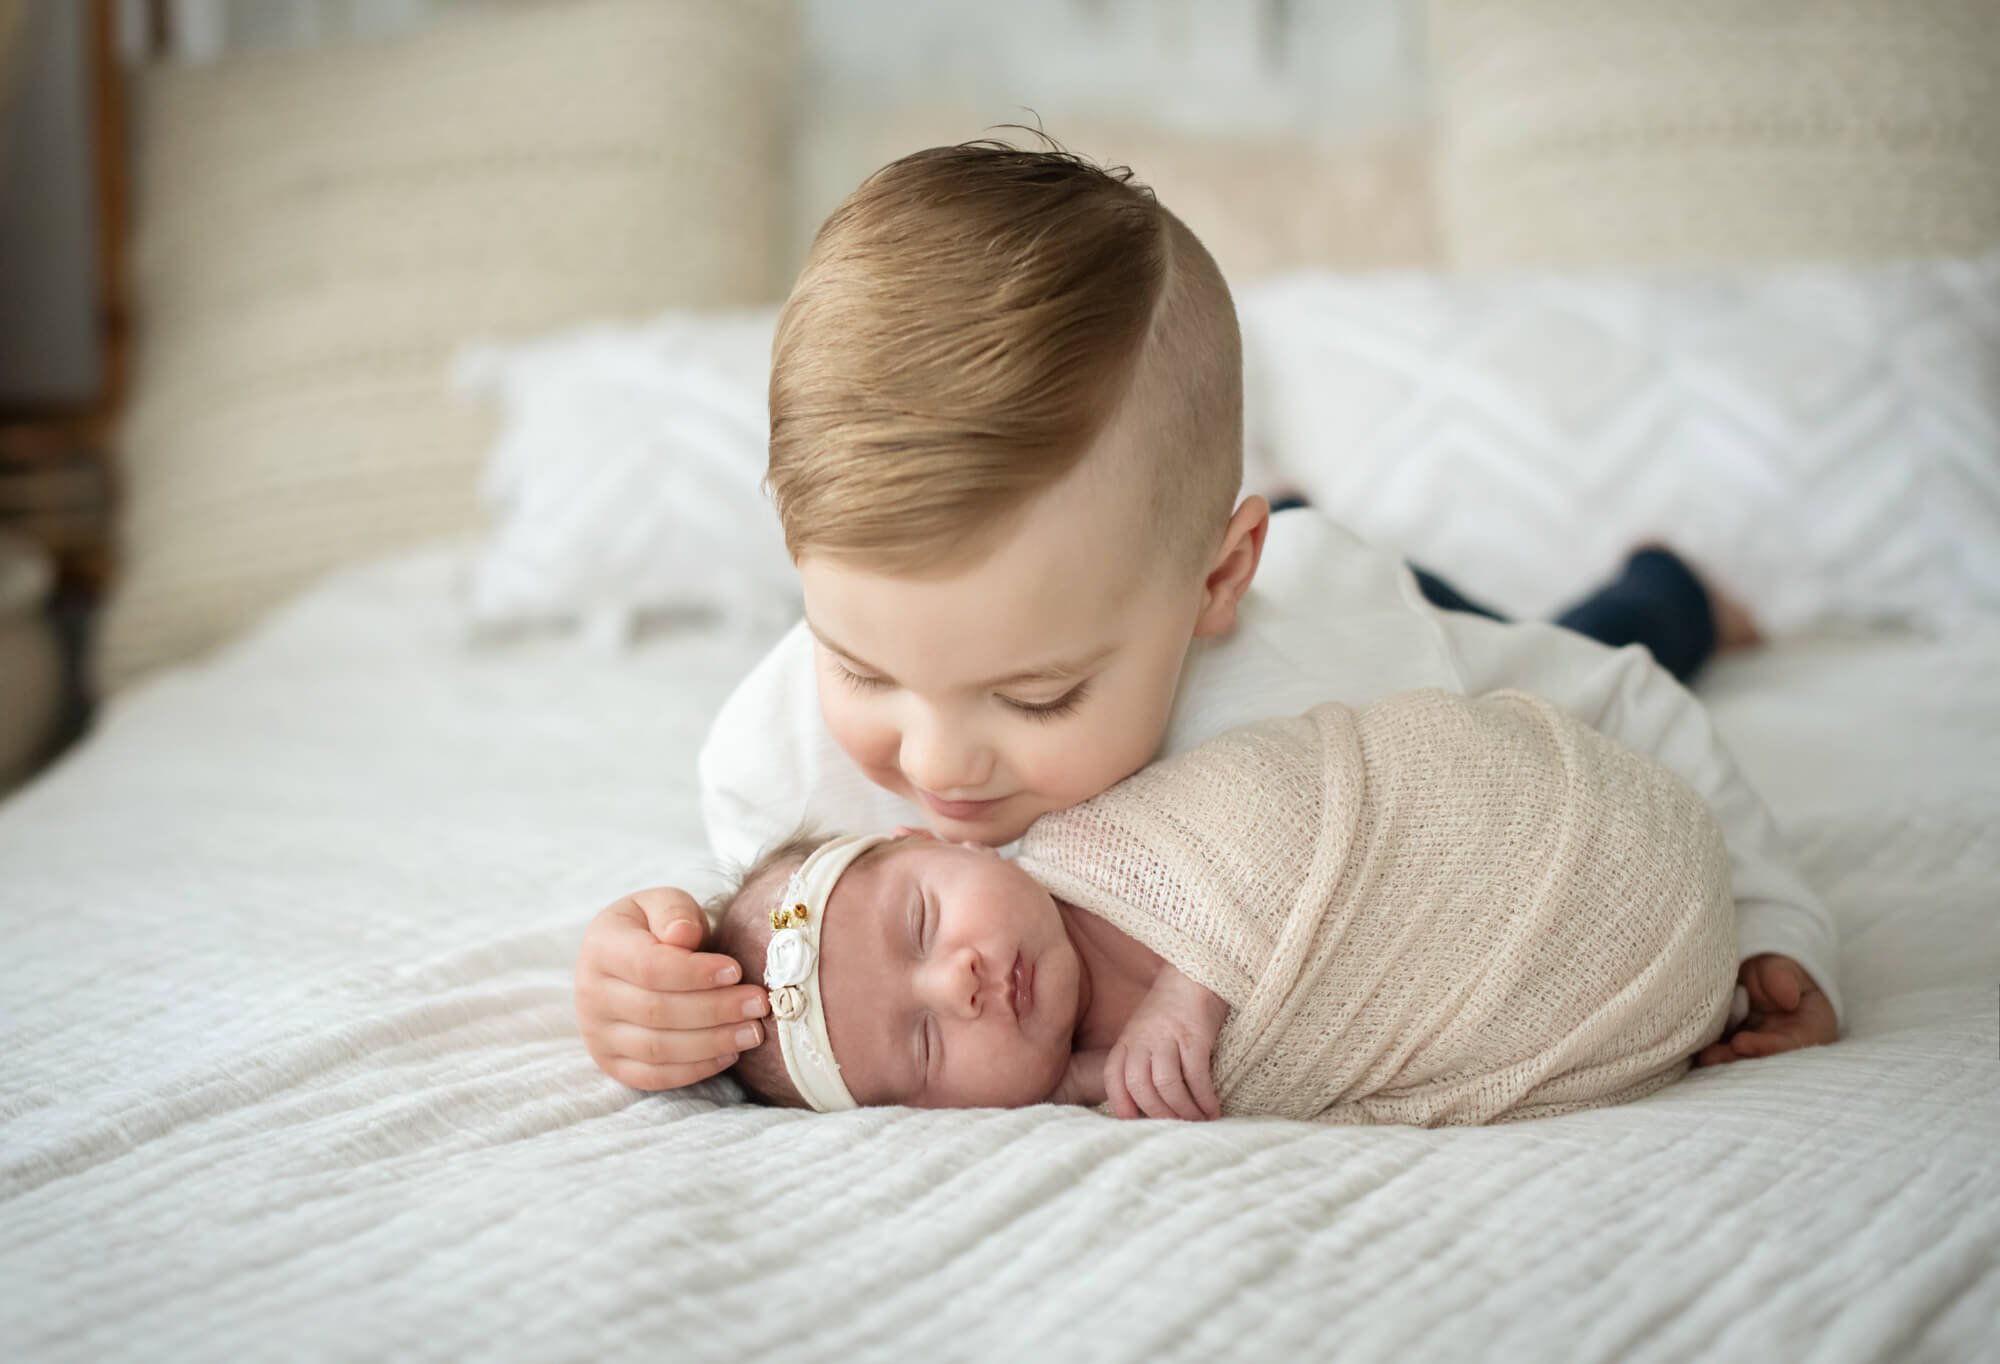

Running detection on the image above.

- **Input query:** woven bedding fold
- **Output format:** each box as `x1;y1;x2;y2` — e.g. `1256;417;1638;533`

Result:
1017;689;1738;1126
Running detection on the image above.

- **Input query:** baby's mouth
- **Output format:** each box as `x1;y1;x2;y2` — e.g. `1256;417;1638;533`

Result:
1009;951;1034;1024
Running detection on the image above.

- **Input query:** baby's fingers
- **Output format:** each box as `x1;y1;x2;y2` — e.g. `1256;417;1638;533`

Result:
1124;1058;1173;1120
1104;1045;1139;1120
1183;1043;1221;1121
1148;1053;1204;1122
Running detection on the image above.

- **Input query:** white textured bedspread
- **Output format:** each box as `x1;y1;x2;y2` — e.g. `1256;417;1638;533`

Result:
3;549;1997;1362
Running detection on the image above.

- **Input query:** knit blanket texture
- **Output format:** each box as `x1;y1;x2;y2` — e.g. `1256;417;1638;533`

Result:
1016;689;1738;1126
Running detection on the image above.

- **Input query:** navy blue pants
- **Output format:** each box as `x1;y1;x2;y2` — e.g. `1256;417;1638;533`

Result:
1412;549;1717;686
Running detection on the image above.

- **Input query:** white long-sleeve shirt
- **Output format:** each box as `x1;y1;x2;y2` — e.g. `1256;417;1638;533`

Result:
699;509;1843;1023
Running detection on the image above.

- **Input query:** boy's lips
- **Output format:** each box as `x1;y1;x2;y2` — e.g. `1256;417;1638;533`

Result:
919;790;1007;821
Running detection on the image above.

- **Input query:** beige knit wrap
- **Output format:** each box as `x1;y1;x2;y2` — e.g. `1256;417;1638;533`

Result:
1016;690;1738;1127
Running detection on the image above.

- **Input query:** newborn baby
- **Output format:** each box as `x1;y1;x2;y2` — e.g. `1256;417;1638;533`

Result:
708;689;1741;1125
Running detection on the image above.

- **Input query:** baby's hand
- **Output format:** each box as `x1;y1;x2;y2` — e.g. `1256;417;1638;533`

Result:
1105;966;1230;1121
574;887;770;1090
1047;1048;1110;1108
1694;954;1837;1067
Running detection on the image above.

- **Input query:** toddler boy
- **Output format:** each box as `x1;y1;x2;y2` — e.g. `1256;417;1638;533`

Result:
573;143;1839;1091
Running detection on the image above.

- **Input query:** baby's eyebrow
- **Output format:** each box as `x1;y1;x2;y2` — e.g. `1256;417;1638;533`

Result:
806;619;1113;689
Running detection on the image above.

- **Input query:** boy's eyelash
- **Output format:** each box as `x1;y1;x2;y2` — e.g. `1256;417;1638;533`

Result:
1003;682;1090;721
836;657;1087;721
834;660;887;692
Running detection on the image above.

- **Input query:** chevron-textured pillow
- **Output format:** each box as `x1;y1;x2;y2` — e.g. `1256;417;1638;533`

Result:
1239;255;2000;633
453;308;795;648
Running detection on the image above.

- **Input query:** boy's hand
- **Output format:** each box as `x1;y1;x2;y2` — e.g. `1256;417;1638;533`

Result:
1694;953;1837;1067
1105;967;1230;1121
574;887;770;1090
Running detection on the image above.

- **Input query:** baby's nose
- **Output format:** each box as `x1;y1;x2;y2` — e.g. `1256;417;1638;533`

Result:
919;948;983;1020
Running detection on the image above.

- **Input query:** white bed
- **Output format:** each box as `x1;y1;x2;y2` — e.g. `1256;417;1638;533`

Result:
3;544;1996;1362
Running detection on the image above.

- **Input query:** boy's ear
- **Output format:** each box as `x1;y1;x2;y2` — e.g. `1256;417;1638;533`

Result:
1192;496;1270;639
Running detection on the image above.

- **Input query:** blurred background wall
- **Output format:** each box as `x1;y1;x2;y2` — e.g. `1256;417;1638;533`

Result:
1;0;1432;413
131;0;1436;273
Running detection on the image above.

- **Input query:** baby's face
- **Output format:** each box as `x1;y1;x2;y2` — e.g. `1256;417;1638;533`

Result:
817;837;1080;1108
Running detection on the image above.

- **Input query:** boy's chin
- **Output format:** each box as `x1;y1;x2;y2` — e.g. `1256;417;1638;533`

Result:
927;807;1036;848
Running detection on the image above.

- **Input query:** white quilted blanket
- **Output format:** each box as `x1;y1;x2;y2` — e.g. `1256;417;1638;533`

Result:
3;548;1997;1362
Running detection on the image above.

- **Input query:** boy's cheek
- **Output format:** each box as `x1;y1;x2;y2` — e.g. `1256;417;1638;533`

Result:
820;698;907;795
1018;723;1158;815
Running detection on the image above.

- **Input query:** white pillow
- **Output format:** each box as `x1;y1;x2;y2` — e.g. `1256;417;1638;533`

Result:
1238;254;2000;633
455;308;796;646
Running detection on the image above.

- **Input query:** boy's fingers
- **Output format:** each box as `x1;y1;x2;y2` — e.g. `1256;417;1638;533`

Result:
597;978;767;1032
1726;1028;1788;1059
659;918;703;950
1770;961;1804;1012
630;888;708;946
604;1020;763;1069
607;934;744;993
1744;954;1803;1013
605;1053;739;1092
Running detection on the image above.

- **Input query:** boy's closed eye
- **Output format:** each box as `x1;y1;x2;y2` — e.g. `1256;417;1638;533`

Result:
1000;680;1090;720
832;655;1092;721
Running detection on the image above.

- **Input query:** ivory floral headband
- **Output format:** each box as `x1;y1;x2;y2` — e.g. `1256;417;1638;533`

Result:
763;832;886;1113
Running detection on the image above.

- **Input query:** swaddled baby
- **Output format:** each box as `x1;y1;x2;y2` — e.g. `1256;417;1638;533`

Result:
708;689;1741;1125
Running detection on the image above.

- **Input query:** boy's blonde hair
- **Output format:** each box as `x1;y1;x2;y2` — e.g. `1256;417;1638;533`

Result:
768;138;1243;578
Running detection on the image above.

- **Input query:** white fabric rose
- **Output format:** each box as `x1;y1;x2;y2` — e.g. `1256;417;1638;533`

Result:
765;927;814;989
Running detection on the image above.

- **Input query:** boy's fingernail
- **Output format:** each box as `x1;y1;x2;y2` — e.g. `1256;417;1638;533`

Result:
742;995;767;1019
720;1053;739;1066
715;963;740;986
736;1023;762;1048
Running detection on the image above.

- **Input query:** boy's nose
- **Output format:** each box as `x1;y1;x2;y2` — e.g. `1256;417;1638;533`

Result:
901;722;994;797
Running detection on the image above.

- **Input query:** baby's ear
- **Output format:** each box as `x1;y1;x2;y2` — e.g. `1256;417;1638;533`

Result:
890;825;940;842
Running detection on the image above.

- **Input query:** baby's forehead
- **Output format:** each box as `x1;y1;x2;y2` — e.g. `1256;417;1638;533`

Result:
827;837;918;922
